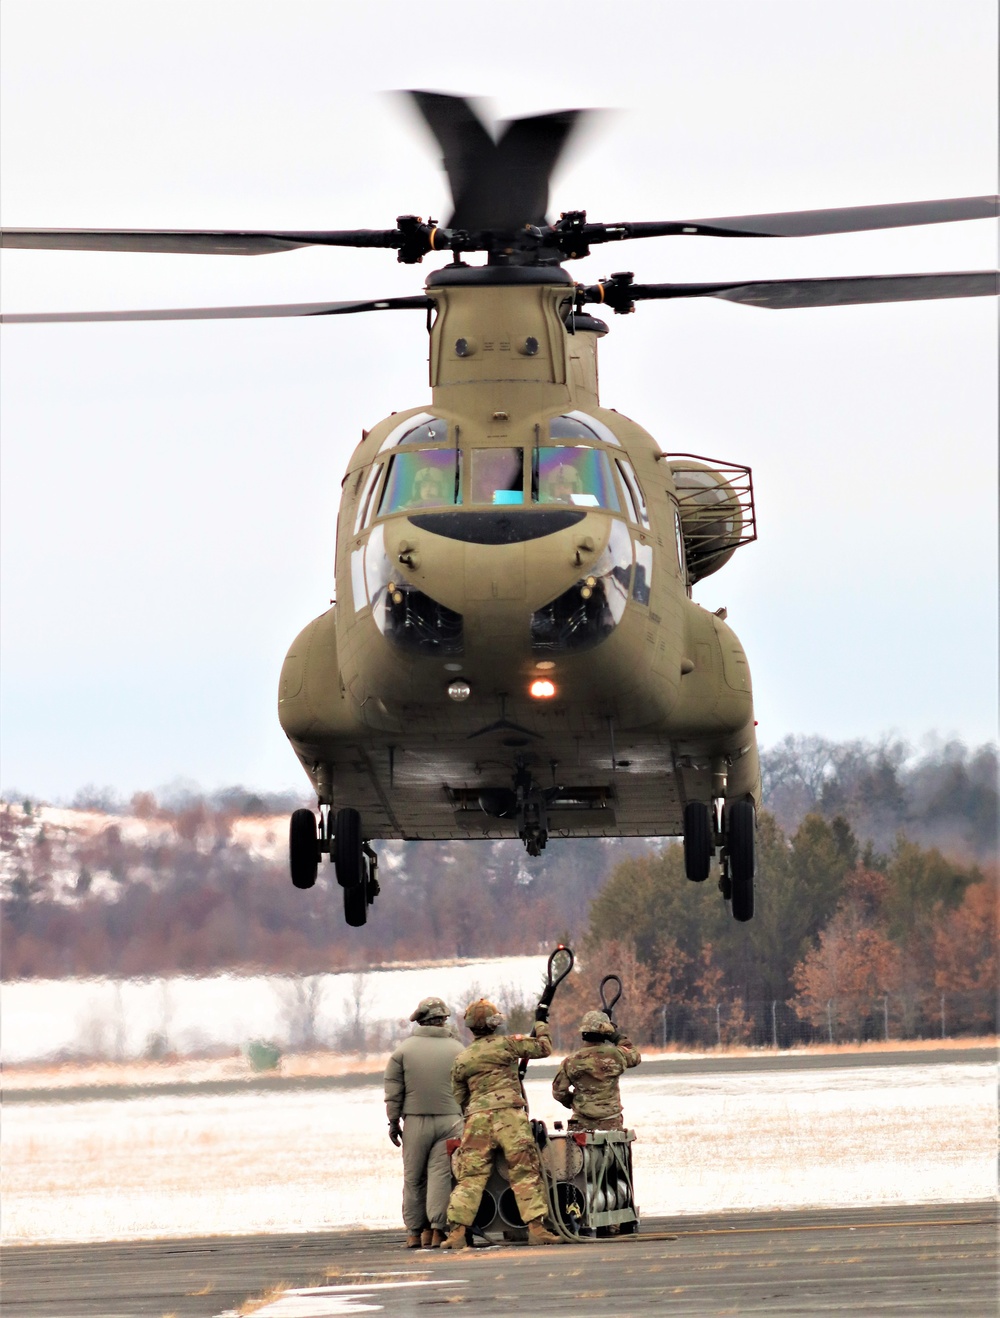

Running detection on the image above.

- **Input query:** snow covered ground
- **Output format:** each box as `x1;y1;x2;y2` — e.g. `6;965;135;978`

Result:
2;1060;993;1244
0;958;552;1064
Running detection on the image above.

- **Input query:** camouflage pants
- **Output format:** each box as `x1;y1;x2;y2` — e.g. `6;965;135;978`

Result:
447;1107;548;1229
568;1115;624;1131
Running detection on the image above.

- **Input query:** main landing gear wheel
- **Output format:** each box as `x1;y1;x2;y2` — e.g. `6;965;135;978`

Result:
333;808;380;927
289;808;319;889
728;800;756;922
333;808;363;887
683;801;712;882
342;850;379;927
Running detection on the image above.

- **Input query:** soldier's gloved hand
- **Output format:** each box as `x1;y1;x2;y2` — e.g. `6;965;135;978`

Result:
610;1028;623;1044
534;1003;550;1023
388;1118;402;1147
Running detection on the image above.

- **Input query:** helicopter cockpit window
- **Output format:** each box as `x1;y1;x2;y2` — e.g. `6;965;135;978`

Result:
376;412;446;453
535;446;621;511
377;450;460;516
549;411;622;446
469;448;524;505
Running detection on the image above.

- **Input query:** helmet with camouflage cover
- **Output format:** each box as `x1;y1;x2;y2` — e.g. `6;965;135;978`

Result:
580;1010;615;1037
410;996;450;1023
464;998;504;1033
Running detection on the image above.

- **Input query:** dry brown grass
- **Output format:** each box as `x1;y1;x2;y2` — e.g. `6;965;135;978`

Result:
234;1281;290;1315
5;1035;992;1094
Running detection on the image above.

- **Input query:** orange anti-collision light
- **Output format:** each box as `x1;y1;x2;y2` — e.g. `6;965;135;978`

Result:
530;679;556;699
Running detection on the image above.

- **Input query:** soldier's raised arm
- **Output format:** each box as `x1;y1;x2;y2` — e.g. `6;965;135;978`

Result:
612;1028;641;1069
507;1020;553;1060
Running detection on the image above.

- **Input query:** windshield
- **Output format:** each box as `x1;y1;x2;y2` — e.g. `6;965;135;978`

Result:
535;446;621;511
469;448;524;505
377;450;459;515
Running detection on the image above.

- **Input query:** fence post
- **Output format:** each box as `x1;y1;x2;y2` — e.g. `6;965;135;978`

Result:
826;999;834;1045
883;994;889;1041
715;1003;722;1047
940;992;946;1040
771;1000;778;1050
662;1004;667;1049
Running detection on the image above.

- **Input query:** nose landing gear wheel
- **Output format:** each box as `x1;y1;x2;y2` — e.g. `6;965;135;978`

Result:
683;800;712;881
289;808;319;889
727;800;756;922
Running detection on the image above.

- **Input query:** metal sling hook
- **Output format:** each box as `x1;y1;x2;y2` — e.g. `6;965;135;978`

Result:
599;973;623;1023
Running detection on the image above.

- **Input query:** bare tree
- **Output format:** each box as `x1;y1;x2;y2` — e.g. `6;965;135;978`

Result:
275;974;327;1050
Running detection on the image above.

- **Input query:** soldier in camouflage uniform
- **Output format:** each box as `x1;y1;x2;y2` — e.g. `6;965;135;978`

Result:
440;999;561;1249
552;1010;641;1131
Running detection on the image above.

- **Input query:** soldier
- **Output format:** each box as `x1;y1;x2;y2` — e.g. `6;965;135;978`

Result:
439;998;561;1249
552;1010;641;1130
384;996;464;1248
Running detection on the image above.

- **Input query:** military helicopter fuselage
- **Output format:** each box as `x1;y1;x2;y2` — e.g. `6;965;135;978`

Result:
278;265;760;889
5;89;994;930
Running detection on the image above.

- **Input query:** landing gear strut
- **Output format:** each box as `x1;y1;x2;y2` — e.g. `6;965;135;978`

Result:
287;804;379;926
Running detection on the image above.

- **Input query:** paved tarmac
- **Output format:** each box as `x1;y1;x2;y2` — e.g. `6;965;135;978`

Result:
5;1045;994;1105
2;1201;996;1317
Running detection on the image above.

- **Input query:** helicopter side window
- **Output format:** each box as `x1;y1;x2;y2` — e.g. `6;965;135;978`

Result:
377;450;460;515
535;446;621;511
469;448;525;505
615;458;649;528
353;463;384;535
632;542;653;605
550;411;622;446
377;412;447;453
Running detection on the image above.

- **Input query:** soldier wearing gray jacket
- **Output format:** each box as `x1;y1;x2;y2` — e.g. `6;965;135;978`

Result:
384;996;464;1248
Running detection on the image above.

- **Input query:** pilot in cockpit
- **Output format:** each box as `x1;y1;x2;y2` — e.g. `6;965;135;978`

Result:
412;466;446;507
544;462;583;504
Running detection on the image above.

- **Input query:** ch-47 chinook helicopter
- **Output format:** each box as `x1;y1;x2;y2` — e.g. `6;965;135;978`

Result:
3;93;997;929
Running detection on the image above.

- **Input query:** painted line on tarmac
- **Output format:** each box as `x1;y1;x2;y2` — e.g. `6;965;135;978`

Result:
215;1276;465;1318
634;1214;994;1241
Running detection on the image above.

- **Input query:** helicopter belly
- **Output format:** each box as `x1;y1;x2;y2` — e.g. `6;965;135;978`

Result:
280;600;759;841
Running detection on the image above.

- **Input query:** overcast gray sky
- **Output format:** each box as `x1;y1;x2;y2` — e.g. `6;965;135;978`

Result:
1;0;997;802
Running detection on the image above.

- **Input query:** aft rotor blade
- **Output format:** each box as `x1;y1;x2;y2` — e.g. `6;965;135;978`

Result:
0;228;404;256
408;90;585;230
586;271;999;313
586;196;999;242
0;296;432;324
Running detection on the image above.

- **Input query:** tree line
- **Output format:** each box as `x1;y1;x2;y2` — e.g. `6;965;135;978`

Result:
2;737;996;1047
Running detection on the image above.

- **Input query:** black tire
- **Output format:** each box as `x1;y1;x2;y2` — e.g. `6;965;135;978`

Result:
333;807;363;888
728;800;756;922
683;800;712;882
289;809;319;890
343;873;368;927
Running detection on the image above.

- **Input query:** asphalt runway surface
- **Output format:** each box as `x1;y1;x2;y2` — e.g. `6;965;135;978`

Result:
5;1044;993;1105
3;1201;996;1317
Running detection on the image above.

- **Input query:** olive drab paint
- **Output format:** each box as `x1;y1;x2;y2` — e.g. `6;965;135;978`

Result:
277;265;762;847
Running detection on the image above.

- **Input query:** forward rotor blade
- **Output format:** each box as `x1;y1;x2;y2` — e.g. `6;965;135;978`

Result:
587;196;999;242
586;271;999;313
0;228;404;256
408;90;585;230
0;296;431;324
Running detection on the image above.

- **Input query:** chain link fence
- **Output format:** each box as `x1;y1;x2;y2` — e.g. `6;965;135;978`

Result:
654;990;996;1050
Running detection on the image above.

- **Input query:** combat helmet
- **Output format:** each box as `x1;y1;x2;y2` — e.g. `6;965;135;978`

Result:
464;998;504;1034
580;1010;616;1037
410;996;450;1023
